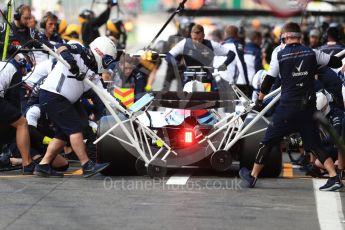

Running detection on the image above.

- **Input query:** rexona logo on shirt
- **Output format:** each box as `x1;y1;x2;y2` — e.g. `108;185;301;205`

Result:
292;60;308;77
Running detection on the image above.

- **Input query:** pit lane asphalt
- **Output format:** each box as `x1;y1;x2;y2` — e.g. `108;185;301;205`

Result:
0;159;344;230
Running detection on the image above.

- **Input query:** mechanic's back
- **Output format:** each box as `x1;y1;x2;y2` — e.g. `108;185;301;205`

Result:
269;35;337;105
278;43;318;103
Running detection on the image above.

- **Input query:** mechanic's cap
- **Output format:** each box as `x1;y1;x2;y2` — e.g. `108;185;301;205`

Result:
309;28;321;38
191;24;204;34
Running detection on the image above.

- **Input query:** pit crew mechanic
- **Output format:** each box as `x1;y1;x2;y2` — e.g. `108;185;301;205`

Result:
103;54;146;101
79;0;117;46
34;36;116;178
0;54;35;174
166;24;236;91
239;22;345;191
0;4;35;58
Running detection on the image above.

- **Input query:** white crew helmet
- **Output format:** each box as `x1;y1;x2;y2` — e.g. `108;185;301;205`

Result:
89;36;117;73
183;80;205;93
252;69;267;90
316;91;330;115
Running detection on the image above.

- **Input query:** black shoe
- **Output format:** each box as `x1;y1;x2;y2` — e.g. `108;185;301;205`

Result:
22;161;37;175
319;176;343;191
82;160;110;178
34;164;64;178
239;167;257;188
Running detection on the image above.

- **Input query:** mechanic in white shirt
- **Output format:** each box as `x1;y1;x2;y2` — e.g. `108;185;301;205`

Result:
34;36;116;178
222;25;250;96
24;58;56;89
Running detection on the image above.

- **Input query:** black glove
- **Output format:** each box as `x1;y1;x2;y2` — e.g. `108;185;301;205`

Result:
69;64;79;76
253;99;264;112
67;73;85;81
218;64;227;72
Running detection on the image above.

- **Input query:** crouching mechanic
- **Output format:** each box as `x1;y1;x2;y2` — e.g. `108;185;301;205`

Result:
25;105;70;171
0;54;35;174
309;91;345;178
239;22;345;191
34;36;116;178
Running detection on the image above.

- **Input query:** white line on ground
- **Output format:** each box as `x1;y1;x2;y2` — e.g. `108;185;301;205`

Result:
166;171;192;185
313;179;345;230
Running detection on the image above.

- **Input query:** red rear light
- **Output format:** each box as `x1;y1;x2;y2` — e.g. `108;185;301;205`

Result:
184;131;194;143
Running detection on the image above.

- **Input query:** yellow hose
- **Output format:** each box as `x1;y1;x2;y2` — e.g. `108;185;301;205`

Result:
2;1;12;61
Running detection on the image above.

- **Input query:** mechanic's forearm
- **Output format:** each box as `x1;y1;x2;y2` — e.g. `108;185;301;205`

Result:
260;74;275;95
56;44;68;54
147;68;157;87
93;7;111;28
223;50;236;66
57;45;77;67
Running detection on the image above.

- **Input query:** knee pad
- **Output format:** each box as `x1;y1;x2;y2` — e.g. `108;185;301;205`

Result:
254;144;273;165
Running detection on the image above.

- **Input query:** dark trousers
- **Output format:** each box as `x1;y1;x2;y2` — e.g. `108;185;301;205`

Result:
39;90;88;142
262;105;329;163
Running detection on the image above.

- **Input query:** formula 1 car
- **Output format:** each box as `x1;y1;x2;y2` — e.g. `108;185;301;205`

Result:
33;27;283;178
95;68;283;178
